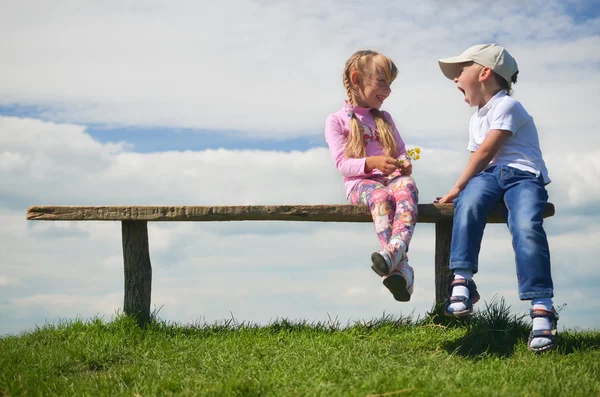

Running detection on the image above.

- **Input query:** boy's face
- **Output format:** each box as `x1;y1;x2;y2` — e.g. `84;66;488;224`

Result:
454;62;485;107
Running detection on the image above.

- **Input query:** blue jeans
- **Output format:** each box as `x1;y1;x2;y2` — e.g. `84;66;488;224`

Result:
449;165;553;300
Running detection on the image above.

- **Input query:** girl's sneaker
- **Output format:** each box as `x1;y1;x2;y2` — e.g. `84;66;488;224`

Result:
382;261;414;302
371;250;394;277
371;246;407;277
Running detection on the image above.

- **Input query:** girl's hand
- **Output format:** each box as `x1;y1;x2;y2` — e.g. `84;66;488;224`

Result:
397;159;412;176
365;155;398;175
435;187;462;204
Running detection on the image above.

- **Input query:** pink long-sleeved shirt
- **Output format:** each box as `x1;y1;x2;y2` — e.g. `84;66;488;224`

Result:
324;104;406;198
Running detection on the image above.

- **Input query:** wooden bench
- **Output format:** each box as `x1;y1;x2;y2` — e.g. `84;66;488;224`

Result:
26;203;555;326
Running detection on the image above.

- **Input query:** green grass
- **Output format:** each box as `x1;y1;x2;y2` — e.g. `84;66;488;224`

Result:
1;299;599;396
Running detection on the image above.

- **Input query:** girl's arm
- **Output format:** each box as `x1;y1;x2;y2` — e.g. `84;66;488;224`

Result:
324;115;369;177
436;129;511;203
325;114;397;176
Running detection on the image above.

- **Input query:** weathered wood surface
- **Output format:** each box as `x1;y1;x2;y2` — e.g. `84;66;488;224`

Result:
26;202;556;326
434;221;454;303
122;221;152;326
26;203;555;223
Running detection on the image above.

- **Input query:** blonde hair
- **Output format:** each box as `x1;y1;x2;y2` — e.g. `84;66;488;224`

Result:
343;50;398;158
493;70;518;96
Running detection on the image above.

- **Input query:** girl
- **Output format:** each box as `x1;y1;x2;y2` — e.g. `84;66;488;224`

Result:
437;44;557;352
324;50;418;302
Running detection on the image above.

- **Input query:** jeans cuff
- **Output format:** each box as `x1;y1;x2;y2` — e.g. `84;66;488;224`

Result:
449;261;478;274
519;290;554;300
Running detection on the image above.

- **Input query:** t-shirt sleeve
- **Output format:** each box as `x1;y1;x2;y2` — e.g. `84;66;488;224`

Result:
383;111;406;157
324;114;368;177
489;98;529;135
467;115;478;152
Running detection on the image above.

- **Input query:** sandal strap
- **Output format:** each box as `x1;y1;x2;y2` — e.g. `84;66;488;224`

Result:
448;295;468;303
450;278;469;287
449;278;478;290
530;329;556;338
528;328;558;352
448;278;480;304
530;308;559;321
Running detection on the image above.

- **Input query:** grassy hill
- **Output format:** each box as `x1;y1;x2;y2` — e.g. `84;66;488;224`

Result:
1;299;599;396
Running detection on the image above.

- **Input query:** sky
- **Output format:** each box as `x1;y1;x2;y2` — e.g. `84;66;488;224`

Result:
1;0;599;336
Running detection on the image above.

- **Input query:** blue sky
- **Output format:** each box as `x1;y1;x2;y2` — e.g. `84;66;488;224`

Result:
0;105;328;152
1;0;599;336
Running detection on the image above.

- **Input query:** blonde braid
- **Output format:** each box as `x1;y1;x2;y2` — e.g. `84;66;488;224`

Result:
342;50;399;159
343;51;377;158
342;59;365;158
371;109;398;158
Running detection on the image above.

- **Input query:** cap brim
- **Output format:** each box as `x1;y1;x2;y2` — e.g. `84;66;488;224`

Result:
438;55;472;80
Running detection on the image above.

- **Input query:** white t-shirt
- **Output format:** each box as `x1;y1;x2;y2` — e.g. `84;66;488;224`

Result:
468;91;550;184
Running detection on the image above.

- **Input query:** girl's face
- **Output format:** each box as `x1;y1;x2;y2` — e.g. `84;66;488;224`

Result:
353;66;392;109
454;62;485;108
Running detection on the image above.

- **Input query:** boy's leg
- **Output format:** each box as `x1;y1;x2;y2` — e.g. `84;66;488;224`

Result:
503;168;555;351
502;170;553;300
449;169;503;274
446;169;503;315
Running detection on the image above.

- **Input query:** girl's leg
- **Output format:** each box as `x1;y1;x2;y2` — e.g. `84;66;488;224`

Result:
348;178;394;250
374;175;419;302
385;176;419;263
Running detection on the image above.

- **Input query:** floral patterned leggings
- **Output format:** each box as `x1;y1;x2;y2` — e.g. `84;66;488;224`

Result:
348;175;419;261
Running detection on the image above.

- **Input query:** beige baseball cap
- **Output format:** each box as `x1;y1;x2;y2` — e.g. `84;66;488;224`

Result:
438;43;518;83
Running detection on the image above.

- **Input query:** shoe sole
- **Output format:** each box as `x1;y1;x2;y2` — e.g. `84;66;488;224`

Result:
370;252;390;277
528;331;558;353
444;282;480;317
444;307;473;317
383;274;411;302
528;342;557;353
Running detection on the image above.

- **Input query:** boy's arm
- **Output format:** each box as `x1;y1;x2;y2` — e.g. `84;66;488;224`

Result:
436;129;511;203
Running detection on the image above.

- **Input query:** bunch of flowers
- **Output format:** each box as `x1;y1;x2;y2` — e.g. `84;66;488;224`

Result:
397;147;421;166
407;147;421;160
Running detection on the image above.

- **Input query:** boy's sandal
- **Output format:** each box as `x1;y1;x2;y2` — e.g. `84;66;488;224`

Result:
443;279;480;317
528;308;559;353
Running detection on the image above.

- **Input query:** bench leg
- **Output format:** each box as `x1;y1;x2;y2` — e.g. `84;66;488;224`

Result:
434;221;453;304
122;220;152;326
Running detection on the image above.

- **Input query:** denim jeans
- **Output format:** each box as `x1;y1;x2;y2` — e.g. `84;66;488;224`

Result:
449;165;553;300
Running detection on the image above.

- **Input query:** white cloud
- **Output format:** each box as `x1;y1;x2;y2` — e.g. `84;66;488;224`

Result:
6;293;122;318
1;0;599;335
1;116;599;336
1;0;598;146
0;275;22;287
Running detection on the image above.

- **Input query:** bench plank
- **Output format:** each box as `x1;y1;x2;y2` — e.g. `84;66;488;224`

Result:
26;203;555;223
25;202;555;326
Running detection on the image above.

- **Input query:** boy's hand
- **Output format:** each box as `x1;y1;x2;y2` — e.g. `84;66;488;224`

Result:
365;156;398;175
435;187;462;204
397;158;412;176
